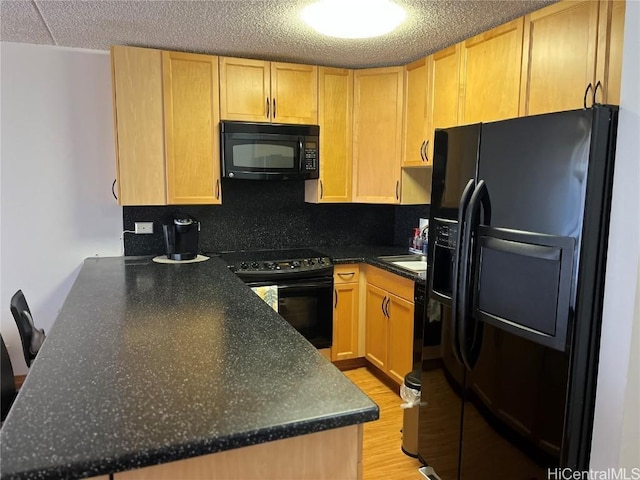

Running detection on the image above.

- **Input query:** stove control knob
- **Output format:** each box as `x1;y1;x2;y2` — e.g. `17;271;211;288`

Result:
317;258;325;265
239;262;249;269
251;262;260;269
308;258;315;265
292;261;301;268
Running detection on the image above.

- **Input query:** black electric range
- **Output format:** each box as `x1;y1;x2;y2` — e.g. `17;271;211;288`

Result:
218;248;333;283
217;249;334;350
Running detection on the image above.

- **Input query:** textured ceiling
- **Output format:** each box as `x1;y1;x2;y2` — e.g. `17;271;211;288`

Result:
0;0;555;68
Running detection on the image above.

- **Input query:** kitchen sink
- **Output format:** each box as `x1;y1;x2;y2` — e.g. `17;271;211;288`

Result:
391;260;428;272
377;255;428;273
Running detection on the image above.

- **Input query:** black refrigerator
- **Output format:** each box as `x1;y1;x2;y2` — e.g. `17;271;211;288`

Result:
417;106;618;480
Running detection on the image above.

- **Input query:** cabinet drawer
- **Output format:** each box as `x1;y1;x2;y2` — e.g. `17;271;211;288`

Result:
365;265;414;302
334;264;360;284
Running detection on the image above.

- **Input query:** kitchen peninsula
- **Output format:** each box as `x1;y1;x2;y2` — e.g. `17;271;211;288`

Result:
0;256;378;480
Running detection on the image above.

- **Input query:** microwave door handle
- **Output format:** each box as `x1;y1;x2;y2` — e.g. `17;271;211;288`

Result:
299;138;304;171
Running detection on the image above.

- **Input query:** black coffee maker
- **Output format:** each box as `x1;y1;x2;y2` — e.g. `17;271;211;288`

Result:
162;215;200;261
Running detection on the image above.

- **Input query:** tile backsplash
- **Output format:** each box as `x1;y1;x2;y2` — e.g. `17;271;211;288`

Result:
123;179;429;256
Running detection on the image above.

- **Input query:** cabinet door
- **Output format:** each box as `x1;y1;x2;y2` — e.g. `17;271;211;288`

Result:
365;283;389;370
271;62;318;124
426;45;461;160
386;294;414;385
596;0;626;105
219;57;270;122
519;1;599;116
163;51;221;204
332;282;359;361
402;57;430;166
111;46;166;206
459;18;524;124
306;67;353;203
353;67;403;204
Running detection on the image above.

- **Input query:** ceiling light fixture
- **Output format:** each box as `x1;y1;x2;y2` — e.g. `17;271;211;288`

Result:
300;0;407;39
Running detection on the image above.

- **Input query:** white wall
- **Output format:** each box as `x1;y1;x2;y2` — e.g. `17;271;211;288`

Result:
0;43;122;374
590;0;640;470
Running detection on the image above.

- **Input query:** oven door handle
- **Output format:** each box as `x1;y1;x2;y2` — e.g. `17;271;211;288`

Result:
277;281;332;291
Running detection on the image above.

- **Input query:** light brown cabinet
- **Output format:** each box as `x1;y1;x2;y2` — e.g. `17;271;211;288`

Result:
364;266;415;385
459;18;524;124
332;265;360;361
403;57;431;167
352;67;404;204
365;283;389;371
425;44;462;160
163;51;221;205
519;0;626;115
595;0;626;105
219;57;318;124
306;67;353;203
111;46;221;206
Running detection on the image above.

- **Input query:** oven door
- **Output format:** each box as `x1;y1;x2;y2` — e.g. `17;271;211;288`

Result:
247;277;333;349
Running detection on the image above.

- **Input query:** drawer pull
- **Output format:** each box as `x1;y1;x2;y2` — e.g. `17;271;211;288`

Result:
337;272;355;279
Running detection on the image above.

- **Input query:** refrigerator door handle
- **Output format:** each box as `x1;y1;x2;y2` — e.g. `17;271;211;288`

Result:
451;178;476;366
458;179;491;371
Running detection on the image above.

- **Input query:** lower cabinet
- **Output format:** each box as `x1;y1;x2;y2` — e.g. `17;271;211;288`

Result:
364;266;415;385
332;265;360;361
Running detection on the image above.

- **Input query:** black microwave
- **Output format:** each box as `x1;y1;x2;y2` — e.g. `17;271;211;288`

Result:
220;121;320;180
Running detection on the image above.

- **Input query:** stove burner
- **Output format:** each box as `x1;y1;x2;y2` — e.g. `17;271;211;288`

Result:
218;249;333;281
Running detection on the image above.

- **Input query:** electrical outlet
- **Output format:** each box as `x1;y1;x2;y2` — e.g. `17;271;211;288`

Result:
134;222;154;234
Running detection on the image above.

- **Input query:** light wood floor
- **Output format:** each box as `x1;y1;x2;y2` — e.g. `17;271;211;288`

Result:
343;368;425;480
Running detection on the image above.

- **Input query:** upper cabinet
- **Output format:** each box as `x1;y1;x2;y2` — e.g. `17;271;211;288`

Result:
402;57;431;167
353;67;404;204
219;57;318;124
163;51;221;205
271;62;319;124
519;1;600;116
112;46;166;205
306;67;353;203
595;0;626;105
459;18;524;124
112;46;221;206
425;44;462;160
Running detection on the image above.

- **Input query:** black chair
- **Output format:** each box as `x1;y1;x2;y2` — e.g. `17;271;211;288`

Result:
10;290;46;367
1;334;17;422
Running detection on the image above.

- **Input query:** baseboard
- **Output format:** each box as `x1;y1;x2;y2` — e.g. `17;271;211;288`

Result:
332;358;401;396
333;357;368;371
364;361;401;396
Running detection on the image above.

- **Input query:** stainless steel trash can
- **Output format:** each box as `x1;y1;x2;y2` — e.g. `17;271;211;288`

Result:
401;369;421;457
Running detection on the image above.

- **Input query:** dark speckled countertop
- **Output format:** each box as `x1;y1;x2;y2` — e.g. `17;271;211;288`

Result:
0;256;379;480
317;245;427;282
